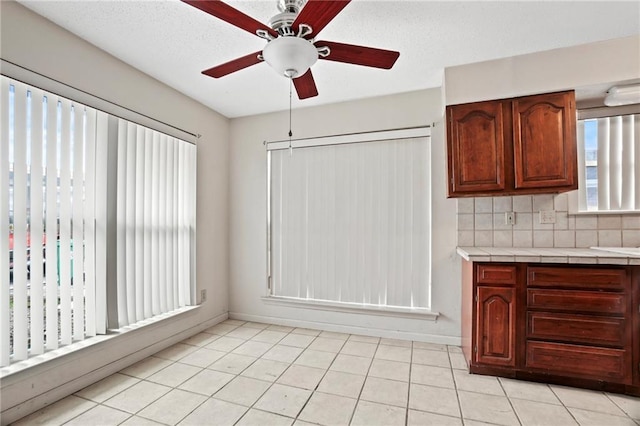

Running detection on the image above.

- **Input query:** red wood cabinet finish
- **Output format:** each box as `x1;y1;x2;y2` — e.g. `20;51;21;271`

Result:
512;92;576;189
527;289;627;315
527;311;625;347
525;341;630;383
477;264;517;285
463;262;639;396
476;286;516;366
447;101;506;194
447;91;577;198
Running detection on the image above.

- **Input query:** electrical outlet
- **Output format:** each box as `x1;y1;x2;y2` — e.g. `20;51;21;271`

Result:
200;289;207;303
505;212;516;226
539;210;556;224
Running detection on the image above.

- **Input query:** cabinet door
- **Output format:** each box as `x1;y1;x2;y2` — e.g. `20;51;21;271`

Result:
475;286;516;366
447;101;506;196
512;91;577;190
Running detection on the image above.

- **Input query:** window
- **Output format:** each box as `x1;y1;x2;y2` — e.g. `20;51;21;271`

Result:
267;129;432;313
1;76;197;367
576;107;640;213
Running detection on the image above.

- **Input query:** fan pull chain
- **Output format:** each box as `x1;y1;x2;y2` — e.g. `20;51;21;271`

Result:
288;76;293;156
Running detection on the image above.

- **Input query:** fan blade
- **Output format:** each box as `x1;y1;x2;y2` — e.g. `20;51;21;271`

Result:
202;51;263;78
182;0;277;39
292;0;351;38
293;70;319;99
316;40;399;69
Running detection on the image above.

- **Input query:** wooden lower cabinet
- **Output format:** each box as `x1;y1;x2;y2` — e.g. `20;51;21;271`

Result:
476;286;516;367
461;261;639;396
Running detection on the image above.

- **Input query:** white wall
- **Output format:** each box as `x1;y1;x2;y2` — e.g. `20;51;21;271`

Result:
1;2;229;422
229;89;461;344
445;35;640;105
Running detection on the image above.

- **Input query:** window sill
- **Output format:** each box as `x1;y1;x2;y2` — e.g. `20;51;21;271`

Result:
1;305;199;379
261;296;439;321
568;209;640;216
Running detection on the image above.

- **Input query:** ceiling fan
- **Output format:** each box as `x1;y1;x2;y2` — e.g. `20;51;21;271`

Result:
182;0;400;99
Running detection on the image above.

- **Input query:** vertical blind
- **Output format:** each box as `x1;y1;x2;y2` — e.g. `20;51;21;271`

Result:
1;76;105;366
577;114;640;211
269;137;431;310
1;76;197;366
115;120;196;327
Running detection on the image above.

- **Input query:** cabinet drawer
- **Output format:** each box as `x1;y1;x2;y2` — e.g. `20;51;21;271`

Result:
526;341;630;383
528;267;626;290
527;289;627;315
527;312;625;347
477;264;517;285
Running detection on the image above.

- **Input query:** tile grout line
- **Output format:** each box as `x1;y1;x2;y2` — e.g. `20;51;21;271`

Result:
139;321;247;425
243;328;317;424
346;336;379;426
496;375;523;426
224;323;297;425
287;332;348;424
405;341;413;426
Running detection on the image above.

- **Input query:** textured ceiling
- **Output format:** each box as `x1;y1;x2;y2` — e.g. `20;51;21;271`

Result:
18;0;640;118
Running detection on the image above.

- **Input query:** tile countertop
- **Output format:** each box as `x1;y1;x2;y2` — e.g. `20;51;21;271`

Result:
456;247;640;265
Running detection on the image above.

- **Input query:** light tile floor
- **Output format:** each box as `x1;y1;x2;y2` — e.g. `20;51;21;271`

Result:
13;319;640;426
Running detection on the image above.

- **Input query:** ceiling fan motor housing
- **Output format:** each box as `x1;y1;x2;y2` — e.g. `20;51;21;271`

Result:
277;0;305;14
271;0;307;36
268;12;297;36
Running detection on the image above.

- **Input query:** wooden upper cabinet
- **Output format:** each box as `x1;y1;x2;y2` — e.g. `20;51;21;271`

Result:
447;90;577;197
447;101;506;194
512;92;577;189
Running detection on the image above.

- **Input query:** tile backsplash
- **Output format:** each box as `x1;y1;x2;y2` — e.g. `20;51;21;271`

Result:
457;193;640;248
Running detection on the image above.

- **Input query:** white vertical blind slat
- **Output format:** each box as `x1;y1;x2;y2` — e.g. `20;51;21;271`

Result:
134;126;145;321
576;121;587;211
72;104;85;342
609;116;622;210
151;132;160;315
635;115;640;210
94;111;108;334
84;108;97;337
58;99;73;346
188;143;197;302
621;115;634;210
117;119;130;327
271;153;282;297
597;118;611;211
387;143;398;306
44;92;59;350
158;135;168;313
29;87;45;355
177;142;185;307
125;121;138;325
172;141;180;309
12;82;29;360
379;144;389;306
0;78;11;366
399;141;410;307
143;129;153;318
165;138;175;311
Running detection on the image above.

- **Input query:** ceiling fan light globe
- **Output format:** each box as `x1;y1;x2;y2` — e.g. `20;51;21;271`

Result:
262;36;318;78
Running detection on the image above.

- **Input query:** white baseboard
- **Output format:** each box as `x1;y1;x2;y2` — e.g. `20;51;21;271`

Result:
1;311;228;426
229;311;461;346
